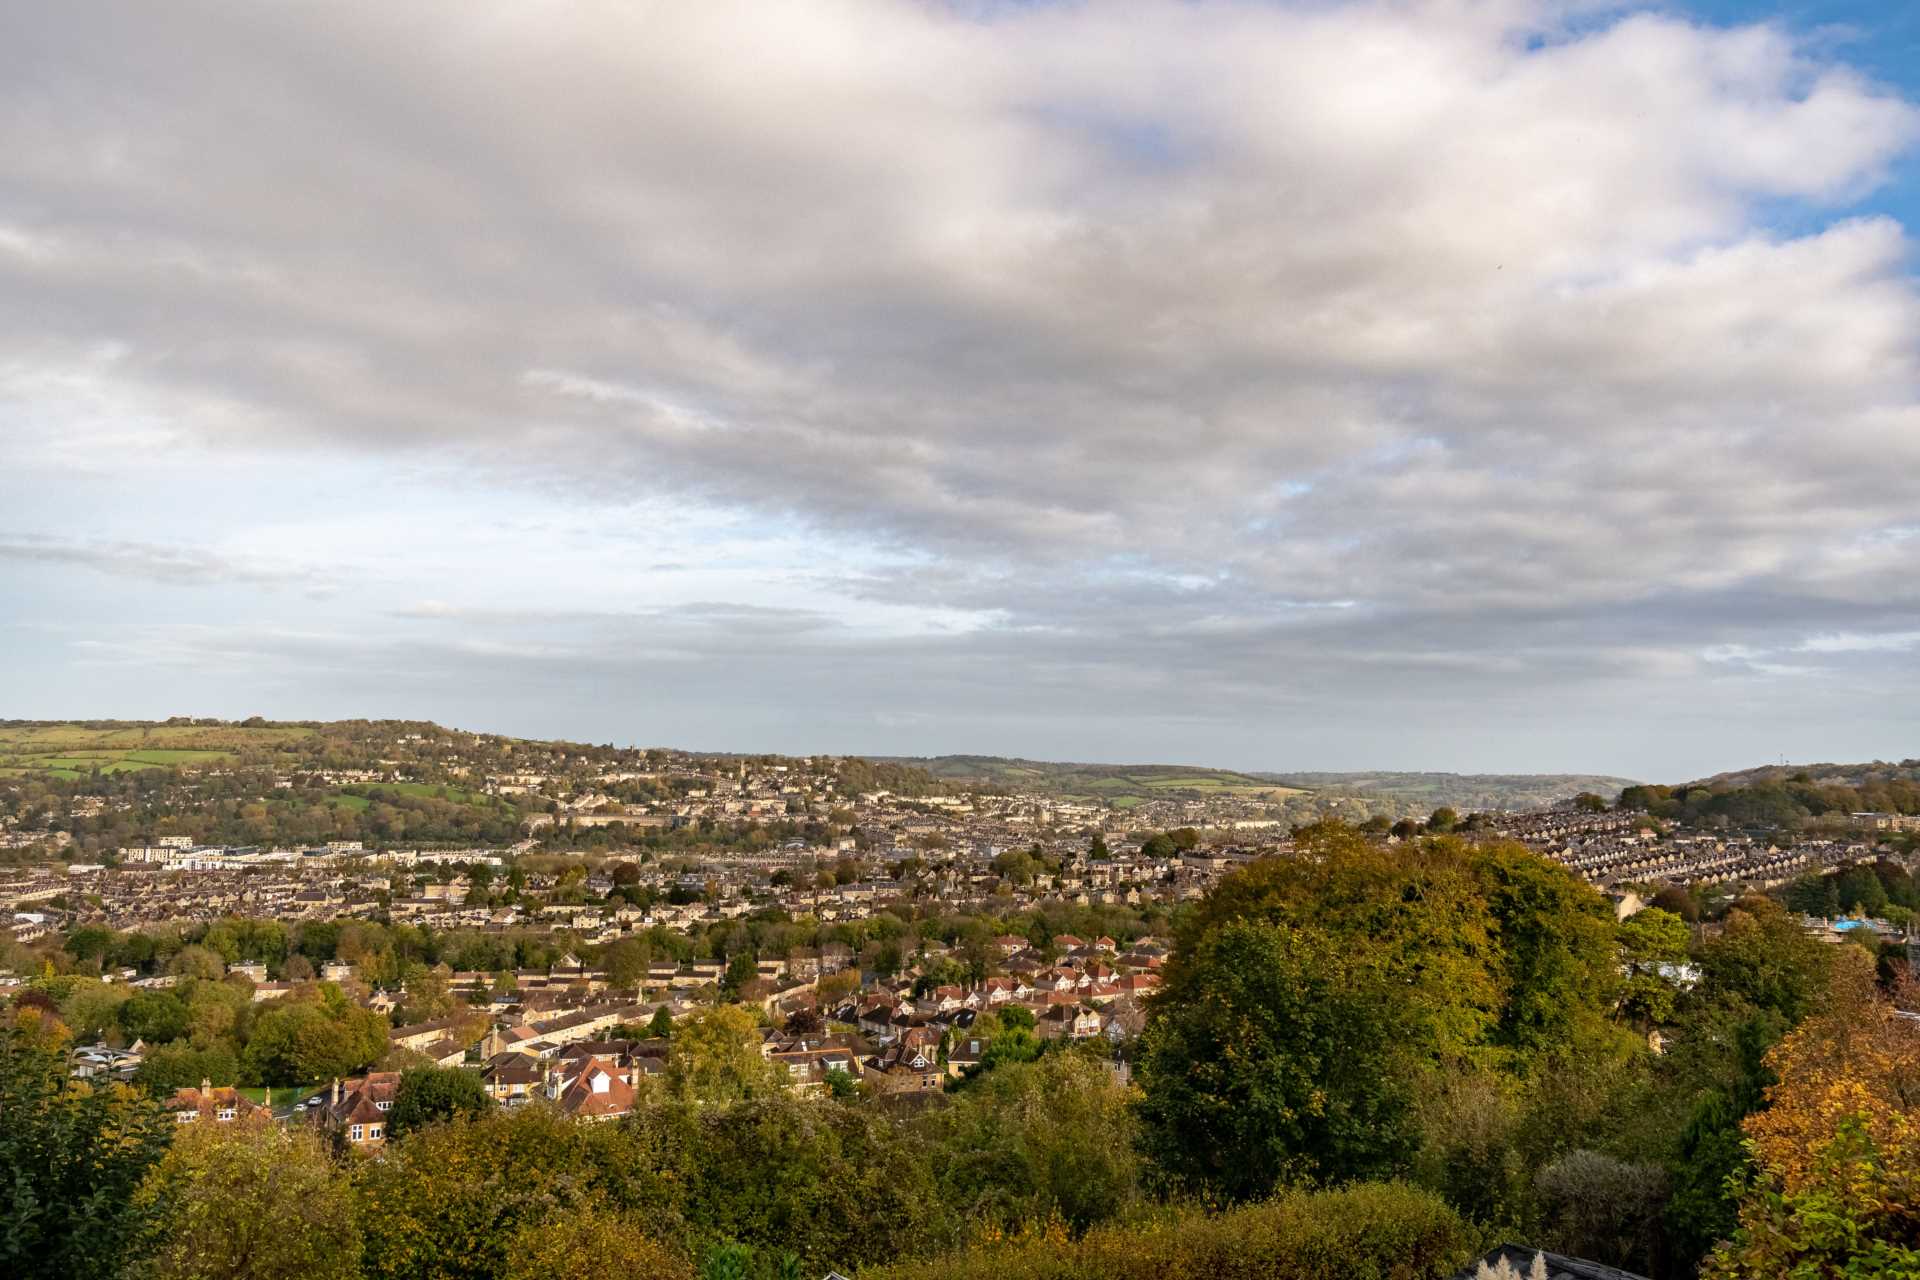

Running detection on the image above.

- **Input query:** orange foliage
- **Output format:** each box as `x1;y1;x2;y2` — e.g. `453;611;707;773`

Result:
1706;949;1920;1277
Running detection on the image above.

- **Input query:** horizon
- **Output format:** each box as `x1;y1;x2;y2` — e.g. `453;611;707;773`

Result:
6;0;1920;781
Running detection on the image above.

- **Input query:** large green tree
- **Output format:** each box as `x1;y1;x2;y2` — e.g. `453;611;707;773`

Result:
386;1065;492;1141
1136;919;1415;1198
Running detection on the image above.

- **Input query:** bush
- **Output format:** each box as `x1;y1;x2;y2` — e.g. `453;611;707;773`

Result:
856;1182;1473;1280
1533;1149;1668;1276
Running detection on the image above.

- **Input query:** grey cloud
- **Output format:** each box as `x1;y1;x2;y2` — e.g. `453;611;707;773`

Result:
3;0;1920;771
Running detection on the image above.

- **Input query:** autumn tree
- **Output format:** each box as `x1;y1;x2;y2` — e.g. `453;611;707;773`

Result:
134;1120;360;1280
502;1207;688;1280
666;1005;785;1105
1706;949;1920;1277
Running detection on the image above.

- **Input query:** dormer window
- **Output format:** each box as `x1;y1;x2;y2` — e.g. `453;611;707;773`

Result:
216;1107;235;1122
176;1111;195;1123
376;1100;392;1111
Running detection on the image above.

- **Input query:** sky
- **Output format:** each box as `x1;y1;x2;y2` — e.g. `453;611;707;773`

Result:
3;0;1919;781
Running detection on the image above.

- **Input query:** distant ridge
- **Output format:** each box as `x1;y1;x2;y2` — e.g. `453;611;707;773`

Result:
884;755;1637;814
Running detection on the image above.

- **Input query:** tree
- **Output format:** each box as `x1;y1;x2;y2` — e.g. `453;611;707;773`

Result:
240;990;388;1086
134;1120;360;1280
1614;908;1689;1028
666;1006;785;1104
502;1207;688;1280
1427;807;1459;833
0;1018;174;1279
1140;833;1176;859
356;1106;683;1280
648;1005;676;1039
623;1095;943;1270
926;1051;1141;1233
1136;919;1415;1198
721;951;758;1000
603;937;652;993
168;945;227;981
1705;949;1920;1278
386;1065;491;1141
135;1043;241;1094
1533;1150;1669;1277
1088;833;1110;860
119;989;190;1044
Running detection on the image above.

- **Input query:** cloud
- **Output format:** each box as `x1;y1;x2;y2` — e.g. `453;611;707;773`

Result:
0;533;329;590
1;0;1918;775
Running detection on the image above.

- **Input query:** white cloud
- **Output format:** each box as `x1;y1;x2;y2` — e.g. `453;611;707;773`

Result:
1;0;1918;775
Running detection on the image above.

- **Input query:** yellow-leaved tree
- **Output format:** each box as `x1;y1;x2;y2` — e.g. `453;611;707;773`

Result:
1705;947;1920;1277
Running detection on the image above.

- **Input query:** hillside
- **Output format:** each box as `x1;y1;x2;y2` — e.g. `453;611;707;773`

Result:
0;720;320;779
1253;770;1641;813
891;756;1635;814
1620;757;1920;830
878;755;1308;808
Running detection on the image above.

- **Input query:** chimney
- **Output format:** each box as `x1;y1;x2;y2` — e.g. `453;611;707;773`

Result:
199;1077;211;1100
331;1077;341;1105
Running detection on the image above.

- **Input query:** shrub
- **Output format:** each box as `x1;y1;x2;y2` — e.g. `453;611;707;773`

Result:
1532;1149;1668;1276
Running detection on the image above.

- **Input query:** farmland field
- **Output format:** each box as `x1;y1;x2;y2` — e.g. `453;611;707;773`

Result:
0;722;318;777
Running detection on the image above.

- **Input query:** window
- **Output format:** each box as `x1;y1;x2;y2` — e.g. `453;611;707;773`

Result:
369;1124;383;1140
176;1111;195;1124
216;1108;235;1122
349;1125;364;1142
376;1100;392;1111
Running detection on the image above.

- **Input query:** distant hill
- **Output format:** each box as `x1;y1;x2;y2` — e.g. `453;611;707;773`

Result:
877;755;1308;809
1254;771;1639;813
1688;759;1920;791
1622;758;1920;830
883;756;1633;815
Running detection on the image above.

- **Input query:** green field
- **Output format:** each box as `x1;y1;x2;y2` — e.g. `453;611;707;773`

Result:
0;722;317;778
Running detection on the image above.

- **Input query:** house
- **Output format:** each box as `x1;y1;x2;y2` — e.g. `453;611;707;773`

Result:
1034;1003;1102;1041
769;1039;861;1095
863;1041;943;1094
946;1035;988;1078
546;1054;638;1122
309;1071;401;1149
481;1052;544;1105
168;1079;270;1126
